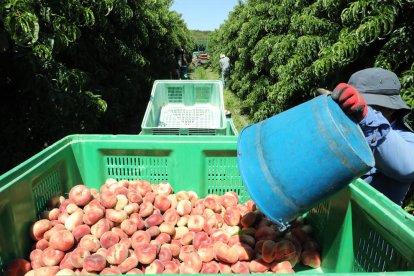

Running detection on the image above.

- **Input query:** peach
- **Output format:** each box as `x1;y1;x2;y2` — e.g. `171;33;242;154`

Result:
130;213;145;230
113;254;137;273
301;250;321;268
64;210;84;231
220;194;238;208
233;243;254;261
143;191;156;203
66;203;81;214
43;224;66;241
193;231;211;250
101;190;117;209
115;194;128;210
58;212;69;224
40;208;60;221
127;190;143;204
34;238;49;250
197;244;214;262
145;213;163;228
249;258;270;273
4;258;31;276
245;199;256;211
241;211;257;227
203;197;221;212
72;224;91;242
144;259;164;274
69;185;91;206
135;180;151;196
90;218;111;239
114;186;129;196
83;208;104;226
70;247;90;268
162;260;179;274
168;243;181;257
290;227;308;243
125;268;143;274
131;230;151;249
190;204;204;216
187;215;205;232
203;208;215;217
178;244;195;261
176;199;192;216
176;214;189;227
42;247;65;266
219;262;232;274
271;260;295;273
124;202;139;215
25;266;60;276
106;243;129;265
203;216;218;234
105;209;127;223
95;248;108;258
159;245;173;261
120;219;138;236
172;226;189;240
179;252;202;274
214;242;238;264
134;244;157;265
154;194;171;212
30;219;52;241
223;206;241;226
100;267;122;275
201;261;220;274
303;240;321;252
146;225;161;238
100;231;120;249
119;237;132;249
47;194;65;209
180;231;195;245
138;201;154;218
150;239;162;253
255;226;278;241
83;254;106;273
157;182;173;196
167;194;178;209
56;268;76;275
274;240;297;262
159;222;176;236
215;213;224;227
50;229;75;251
163;209;179;225
112;226;128;240
59;252;74;270
175;191;190;201
210;229;230;244
231;261;250;274
155;232;171;244
262;240;277;263
79;234;101;252
29;249;44;269
238;204;250;216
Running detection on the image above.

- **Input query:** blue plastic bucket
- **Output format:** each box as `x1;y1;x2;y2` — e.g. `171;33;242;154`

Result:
237;94;375;230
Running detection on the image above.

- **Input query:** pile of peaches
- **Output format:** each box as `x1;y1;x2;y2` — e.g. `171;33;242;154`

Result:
6;179;321;275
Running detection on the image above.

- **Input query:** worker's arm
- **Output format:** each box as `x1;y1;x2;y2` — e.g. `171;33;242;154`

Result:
360;107;414;182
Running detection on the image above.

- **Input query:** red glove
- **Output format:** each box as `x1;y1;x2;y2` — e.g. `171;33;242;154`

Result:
331;83;368;122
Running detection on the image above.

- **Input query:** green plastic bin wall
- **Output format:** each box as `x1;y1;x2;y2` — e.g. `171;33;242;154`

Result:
141;80;227;135
0;135;413;276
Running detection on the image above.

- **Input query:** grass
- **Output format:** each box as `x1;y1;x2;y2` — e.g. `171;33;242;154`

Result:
190;66;251;132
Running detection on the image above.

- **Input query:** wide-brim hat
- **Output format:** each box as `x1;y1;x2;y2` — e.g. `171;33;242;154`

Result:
348;68;411;114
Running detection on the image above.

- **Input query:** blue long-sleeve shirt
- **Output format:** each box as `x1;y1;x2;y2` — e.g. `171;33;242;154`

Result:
359;106;414;205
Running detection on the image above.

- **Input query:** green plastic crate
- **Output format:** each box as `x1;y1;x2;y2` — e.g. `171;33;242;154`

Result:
141;80;227;135
0;135;413;275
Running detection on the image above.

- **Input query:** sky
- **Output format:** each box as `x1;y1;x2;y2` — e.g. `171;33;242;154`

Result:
170;0;240;31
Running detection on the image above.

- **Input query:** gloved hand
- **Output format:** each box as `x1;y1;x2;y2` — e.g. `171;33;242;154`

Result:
331;83;368;122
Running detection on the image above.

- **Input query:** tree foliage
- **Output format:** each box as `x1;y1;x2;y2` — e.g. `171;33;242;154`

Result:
0;0;193;173
209;0;414;124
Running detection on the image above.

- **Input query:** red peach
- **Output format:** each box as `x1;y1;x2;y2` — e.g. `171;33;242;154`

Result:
231;261;250;274
233;243;255;261
42;247;65;266
30;219;52;241
69;247;90;268
47;194;65;209
179;245;195;261
134;244;157;265
168;243;181;257
203;216;218;234
190;204;204;215
95;248;108;258
245;199;256;211
115;194;128;210
29;249;43;269
262;240;277;263
114;186;129;196
72;224;91;242
105;209;127;223
220;194;238;208
56;268;76;275
127;190;143;204
271;260;295;273
163;209;179;225
50;229;75;251
131;230;151;250
146;225;161;238
157;182;173;196
154;194;171;212
143;191;156;203
137;180;152;197
223;206;241;226
203;197;221;212
172;226;189;240
274;239;297;262
59;252;74;270
106;243;129;265
197;244;214;262
34;238;49;251
179;252;202;274
159;245;173;261
187;215;205;232
255;226;278;241
210;229;230;244
219;262;232;274
180;231;195;245
64;210;84;231
25;266;60;276
83;208;104;226
249;258;270;273
43;224;66;241
124;202;139;215
100;267;122;275
100;190;117;209
40;208;60;221
58;212;69;224
176;215;189;227
145;259;165;274
65;203;81;214
79;234;101;252
203;208;215;217
193;231;211;250
90;218;111;239
159;222;176;236
168;194;178;209
175;191;190;201
241;211;257;227
129;213;145;230
69;185;91;206
155;232;171;244
138;201;154;218
301;250;321;268
176;199;192;216
120;219;138;236
162;260;179;274
83;254;106;273
100;231;120;249
125;268;143;274
145;213;163;228
214;242;238;264
118;255;139;273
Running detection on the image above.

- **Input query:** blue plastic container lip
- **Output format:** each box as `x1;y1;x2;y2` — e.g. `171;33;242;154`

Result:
237;95;374;231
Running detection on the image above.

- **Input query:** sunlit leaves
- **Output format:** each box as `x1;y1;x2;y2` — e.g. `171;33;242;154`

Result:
4;11;39;46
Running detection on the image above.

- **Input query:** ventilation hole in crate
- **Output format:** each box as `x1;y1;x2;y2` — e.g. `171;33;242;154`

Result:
105;156;169;183
307;199;330;241
168;87;183;103
33;170;61;218
195;86;211;103
205;157;249;203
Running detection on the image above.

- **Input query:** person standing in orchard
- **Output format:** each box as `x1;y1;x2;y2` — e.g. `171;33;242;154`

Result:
219;53;230;86
330;67;414;206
